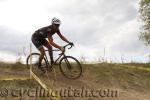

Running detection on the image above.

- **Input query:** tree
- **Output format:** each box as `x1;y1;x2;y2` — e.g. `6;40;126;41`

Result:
139;0;150;45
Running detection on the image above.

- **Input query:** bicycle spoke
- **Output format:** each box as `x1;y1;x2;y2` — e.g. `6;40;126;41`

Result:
59;56;82;79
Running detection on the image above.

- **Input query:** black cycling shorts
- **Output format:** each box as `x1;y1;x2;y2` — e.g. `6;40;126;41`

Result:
31;33;49;49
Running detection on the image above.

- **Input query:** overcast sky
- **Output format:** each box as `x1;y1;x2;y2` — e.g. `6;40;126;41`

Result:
0;0;149;63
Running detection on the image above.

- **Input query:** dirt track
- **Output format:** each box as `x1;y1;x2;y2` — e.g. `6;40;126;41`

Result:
0;62;150;100
34;63;150;100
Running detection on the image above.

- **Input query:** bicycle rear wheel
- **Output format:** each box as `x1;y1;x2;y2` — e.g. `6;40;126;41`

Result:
59;56;82;79
26;53;48;72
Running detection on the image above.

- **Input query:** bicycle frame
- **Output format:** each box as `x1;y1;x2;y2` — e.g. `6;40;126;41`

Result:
43;43;73;69
26;43;82;79
44;49;65;67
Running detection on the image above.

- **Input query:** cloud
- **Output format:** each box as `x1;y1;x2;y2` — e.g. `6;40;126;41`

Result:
0;26;30;54
0;0;149;63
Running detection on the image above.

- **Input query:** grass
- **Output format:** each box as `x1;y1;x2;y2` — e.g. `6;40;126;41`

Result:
0;62;54;100
83;63;150;91
0;61;28;70
122;63;150;68
0;62;150;99
0;79;41;99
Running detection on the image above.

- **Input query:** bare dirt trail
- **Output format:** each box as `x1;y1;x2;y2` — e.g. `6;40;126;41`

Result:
0;62;150;100
35;63;150;100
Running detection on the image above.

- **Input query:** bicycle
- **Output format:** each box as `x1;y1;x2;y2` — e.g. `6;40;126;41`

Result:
26;43;82;79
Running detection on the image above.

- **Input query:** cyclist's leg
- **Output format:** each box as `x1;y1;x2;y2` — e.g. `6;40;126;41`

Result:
42;39;54;64
32;36;45;68
38;47;45;67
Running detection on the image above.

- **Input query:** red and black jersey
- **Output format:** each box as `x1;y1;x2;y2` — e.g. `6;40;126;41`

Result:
33;25;59;39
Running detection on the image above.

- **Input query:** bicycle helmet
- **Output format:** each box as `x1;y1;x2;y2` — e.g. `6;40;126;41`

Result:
52;17;61;24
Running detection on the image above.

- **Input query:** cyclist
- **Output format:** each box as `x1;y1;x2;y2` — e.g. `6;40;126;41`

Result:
31;17;73;70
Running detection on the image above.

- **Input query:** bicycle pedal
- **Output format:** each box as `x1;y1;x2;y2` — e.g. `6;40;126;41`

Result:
48;68;53;72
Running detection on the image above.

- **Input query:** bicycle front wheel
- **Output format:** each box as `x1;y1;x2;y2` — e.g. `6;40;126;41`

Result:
59;56;82;79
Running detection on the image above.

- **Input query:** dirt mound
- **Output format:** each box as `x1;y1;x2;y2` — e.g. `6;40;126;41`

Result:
0;62;150;100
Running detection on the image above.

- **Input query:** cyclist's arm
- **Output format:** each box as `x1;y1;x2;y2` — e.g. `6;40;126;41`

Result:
48;37;61;49
57;30;70;43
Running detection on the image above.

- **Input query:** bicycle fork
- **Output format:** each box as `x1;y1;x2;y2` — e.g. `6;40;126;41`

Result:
64;56;72;69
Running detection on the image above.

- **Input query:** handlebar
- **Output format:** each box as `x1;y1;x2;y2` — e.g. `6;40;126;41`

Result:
45;43;74;53
63;43;73;50
58;43;74;55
